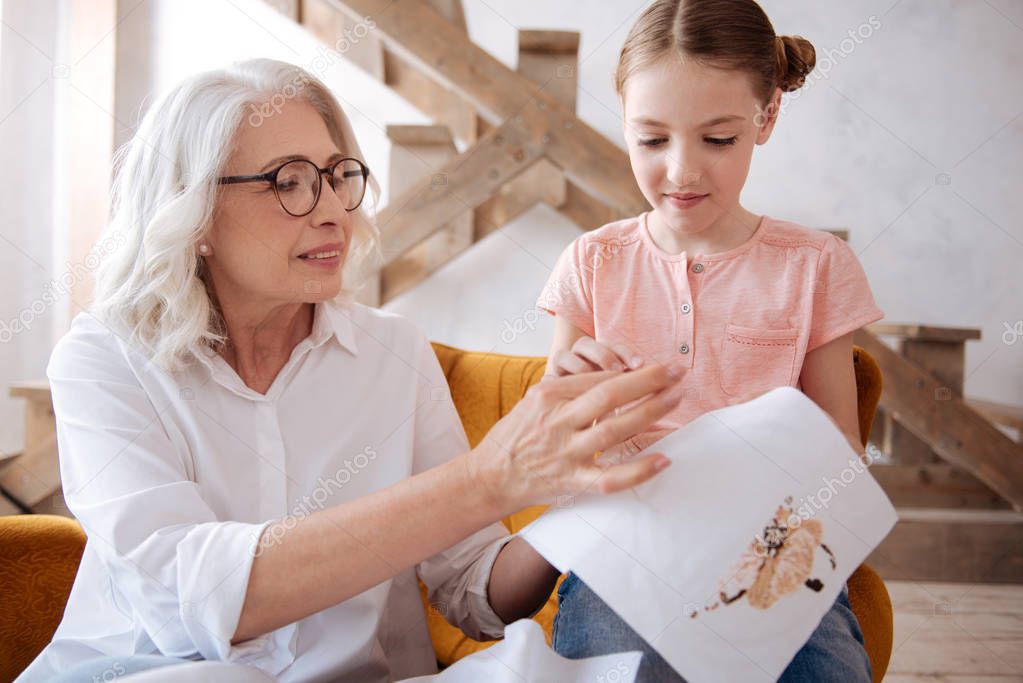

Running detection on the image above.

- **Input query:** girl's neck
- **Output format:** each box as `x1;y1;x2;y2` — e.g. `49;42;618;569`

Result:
647;205;762;258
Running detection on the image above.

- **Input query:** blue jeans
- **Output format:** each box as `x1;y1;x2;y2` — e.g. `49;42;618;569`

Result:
552;572;872;683
47;654;190;683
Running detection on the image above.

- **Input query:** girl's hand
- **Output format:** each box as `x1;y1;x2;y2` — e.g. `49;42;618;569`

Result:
469;365;685;511
550;336;645;377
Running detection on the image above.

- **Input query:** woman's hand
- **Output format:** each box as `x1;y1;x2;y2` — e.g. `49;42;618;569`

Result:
549;335;645;376
468;365;685;512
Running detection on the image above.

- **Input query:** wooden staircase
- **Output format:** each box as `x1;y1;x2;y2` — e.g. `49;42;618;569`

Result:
2;0;1020;584
261;0;1023;585
858;326;1023;582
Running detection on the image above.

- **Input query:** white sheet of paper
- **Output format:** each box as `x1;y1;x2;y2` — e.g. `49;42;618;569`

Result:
521;387;897;683
398;619;642;683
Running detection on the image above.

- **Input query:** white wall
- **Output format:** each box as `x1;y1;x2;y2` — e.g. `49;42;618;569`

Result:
0;0;61;454
396;0;1023;407
2;0;1018;458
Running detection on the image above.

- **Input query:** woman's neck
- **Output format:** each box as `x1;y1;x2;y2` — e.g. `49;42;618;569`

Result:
215;295;314;394
647;205;762;258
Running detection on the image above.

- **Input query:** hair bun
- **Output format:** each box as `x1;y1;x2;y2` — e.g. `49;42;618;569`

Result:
775;35;816;92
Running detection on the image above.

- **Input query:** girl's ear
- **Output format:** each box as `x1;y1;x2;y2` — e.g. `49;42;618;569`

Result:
754;87;784;145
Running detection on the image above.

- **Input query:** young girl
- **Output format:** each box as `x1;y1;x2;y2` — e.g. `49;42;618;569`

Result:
537;1;882;681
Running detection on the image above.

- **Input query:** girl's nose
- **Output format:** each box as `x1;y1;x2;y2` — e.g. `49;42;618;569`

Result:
666;162;702;189
663;144;701;188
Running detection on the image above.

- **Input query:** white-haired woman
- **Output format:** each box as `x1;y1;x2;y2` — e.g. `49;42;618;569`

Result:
19;59;683;683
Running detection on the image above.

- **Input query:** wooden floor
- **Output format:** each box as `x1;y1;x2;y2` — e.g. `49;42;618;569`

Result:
885;580;1023;681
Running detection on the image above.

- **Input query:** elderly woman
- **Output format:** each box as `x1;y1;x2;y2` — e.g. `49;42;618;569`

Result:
19;59;682;682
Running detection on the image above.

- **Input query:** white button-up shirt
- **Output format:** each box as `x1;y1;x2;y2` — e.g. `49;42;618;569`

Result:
20;301;512;682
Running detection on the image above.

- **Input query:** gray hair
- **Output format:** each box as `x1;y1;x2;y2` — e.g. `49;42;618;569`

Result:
92;58;379;372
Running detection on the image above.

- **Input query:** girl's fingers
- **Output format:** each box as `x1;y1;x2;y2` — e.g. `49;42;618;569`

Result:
554;349;602;375
608;342;644;370
572;337;628;371
562;364;681;430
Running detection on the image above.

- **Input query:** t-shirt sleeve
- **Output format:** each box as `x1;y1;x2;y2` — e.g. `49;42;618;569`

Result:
807;235;884;352
536;236;596;337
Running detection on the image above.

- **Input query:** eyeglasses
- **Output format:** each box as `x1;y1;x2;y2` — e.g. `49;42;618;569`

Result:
218;157;370;216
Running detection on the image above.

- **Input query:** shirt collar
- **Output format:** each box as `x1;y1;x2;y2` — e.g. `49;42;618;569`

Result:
315;299;359;356
187;299;359;373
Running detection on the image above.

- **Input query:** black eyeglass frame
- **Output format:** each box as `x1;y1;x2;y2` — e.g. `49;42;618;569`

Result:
217;157;370;216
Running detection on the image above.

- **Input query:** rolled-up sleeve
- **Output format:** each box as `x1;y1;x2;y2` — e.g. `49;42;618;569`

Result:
409;331;513;641
47;323;289;671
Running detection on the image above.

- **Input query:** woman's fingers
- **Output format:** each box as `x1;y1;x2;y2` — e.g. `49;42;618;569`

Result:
578;453;671;496
561;363;682;428
573;382;684;457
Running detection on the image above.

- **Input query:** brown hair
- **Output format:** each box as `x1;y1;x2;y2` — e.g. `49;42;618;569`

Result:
614;0;816;103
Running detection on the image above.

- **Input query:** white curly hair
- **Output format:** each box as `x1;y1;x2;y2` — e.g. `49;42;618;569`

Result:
91;58;380;372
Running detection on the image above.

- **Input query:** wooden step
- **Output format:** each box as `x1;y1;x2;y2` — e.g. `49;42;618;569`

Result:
967;397;1023;441
855;330;1023;512
870;324;982;343
868;508;1023;583
872;463;1011;509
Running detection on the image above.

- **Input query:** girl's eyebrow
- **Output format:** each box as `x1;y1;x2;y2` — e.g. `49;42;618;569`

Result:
629;114;746;128
699;114;746;127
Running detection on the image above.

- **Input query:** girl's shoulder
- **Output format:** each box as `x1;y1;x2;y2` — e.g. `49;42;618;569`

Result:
573;214;645;251
759;216;842;253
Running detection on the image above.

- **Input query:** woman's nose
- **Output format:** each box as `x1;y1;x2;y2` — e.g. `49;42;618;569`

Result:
310;174;351;225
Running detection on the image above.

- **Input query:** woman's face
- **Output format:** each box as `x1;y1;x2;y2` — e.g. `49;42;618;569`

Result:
207;100;355;309
622;56;781;236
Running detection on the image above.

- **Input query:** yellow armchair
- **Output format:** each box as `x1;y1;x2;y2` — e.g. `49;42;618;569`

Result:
0;344;892;683
424;343;893;682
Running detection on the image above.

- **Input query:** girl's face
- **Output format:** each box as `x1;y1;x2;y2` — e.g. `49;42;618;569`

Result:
622;56;781;236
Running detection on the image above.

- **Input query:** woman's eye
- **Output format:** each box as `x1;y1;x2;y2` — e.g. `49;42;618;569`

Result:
638;137;668;147
705;136;738;147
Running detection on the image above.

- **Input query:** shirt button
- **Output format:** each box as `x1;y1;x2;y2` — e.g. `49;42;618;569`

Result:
679;343;690;354
681;303;692;314
691;263;705;273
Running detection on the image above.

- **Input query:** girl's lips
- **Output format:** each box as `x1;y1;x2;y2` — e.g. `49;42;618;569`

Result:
665;193;708;209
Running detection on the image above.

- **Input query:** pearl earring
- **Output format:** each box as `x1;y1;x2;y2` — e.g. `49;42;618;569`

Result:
198;243;210;255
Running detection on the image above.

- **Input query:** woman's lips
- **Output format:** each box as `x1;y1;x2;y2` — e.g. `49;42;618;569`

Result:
297;246;344;269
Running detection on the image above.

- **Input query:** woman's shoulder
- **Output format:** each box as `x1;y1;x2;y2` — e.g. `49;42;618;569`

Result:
46;312;145;384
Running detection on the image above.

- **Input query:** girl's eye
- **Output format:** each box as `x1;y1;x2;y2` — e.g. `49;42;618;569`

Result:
637;137;668;147
705;136;738;147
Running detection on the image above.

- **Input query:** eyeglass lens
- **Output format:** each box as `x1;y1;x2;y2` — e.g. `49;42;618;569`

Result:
275;159;366;215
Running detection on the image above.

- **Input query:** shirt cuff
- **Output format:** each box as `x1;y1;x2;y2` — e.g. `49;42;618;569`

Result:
177;520;297;675
535;302;596;339
463;535;516;640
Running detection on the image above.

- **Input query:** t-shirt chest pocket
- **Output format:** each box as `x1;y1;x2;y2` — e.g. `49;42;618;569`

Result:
718;323;800;397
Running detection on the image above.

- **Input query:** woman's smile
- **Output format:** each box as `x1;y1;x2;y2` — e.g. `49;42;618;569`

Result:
296;241;345;269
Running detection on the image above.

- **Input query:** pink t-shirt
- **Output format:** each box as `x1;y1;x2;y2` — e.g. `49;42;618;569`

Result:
537;212;883;434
